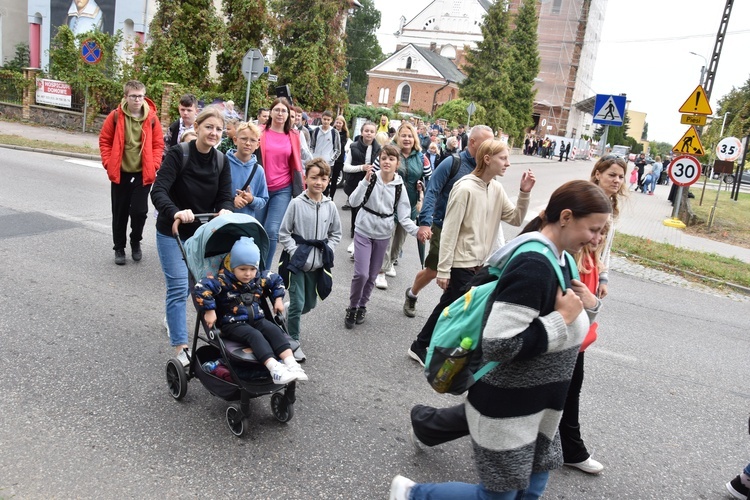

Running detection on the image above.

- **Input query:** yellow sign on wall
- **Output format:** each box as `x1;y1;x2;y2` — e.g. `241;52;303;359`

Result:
678;85;713;115
672;126;705;156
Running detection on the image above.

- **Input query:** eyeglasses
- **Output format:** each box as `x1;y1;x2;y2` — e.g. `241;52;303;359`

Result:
127;94;145;100
600;155;627;165
237;137;259;144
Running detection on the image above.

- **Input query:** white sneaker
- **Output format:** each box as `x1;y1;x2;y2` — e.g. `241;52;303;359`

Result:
287;363;309;381
163;316;170;339
385;264;397;277
269;363;296;385
347;242;354;253
389;475;415;500
176;348;191;367
564;457;604;474
375;273;388;290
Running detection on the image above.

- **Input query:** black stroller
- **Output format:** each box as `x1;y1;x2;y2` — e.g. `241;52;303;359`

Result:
165;213;300;436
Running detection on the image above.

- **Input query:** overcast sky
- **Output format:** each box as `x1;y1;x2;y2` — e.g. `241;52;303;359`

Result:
371;0;750;143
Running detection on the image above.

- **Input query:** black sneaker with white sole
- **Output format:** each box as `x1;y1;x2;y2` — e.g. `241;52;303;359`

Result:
407;343;426;367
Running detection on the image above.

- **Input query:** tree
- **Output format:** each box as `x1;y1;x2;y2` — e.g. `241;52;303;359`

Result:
460;0;514;132
217;0;273;117
433;99;486;128
503;0;540;141
270;0;349;110
4;43;30;73
344;0;385;104
140;0;224;87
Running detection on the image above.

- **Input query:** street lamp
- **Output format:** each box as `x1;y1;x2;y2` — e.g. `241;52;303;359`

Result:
720;111;730;137
689;51;708;86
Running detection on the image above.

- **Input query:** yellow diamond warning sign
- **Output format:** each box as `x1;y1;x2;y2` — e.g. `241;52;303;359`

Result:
678;85;713;115
672;126;705;156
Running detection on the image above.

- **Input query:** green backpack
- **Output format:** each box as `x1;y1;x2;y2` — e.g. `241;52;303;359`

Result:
425;240;579;395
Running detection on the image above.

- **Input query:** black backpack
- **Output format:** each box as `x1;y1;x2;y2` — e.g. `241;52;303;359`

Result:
357;174;403;219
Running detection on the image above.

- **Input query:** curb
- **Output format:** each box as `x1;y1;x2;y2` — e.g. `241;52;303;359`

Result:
0;143;100;161
615;250;750;296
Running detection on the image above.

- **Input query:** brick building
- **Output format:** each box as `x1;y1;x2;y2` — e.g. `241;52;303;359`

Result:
365;43;464;114
369;0;607;139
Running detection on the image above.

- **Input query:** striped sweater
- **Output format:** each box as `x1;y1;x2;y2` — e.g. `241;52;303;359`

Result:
466;233;600;492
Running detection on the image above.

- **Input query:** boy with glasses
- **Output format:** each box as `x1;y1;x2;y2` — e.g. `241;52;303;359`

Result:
99;80;164;265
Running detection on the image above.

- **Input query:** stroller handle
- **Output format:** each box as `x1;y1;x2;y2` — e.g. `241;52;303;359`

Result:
171;213;218;238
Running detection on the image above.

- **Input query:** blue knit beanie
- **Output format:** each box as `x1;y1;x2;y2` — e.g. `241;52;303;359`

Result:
230;236;260;270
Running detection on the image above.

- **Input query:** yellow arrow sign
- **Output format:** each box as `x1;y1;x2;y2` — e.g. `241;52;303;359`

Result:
678;85;713;115
672;126;705;156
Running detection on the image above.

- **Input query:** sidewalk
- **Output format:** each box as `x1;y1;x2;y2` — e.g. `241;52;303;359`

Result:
2;119;750;265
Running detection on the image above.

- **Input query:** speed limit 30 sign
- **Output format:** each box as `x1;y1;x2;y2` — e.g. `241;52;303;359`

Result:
668;155;702;186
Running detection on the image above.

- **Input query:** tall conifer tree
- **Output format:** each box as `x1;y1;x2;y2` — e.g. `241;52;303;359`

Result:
270;0;349;110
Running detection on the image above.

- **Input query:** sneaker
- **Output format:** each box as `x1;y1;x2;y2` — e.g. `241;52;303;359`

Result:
176;348;191;367
347;242;354;254
564;457;604;474
409;428;428;453
403;288;417;318
342;203;351;211
294;346;306;363
385;265;397;277
163;316;170;339
389;475;415;500
355;307;366;325
375;273;388;290
269;363;296;385
131;242;142;261
287;363;309;381
407;345;426;367
727;475;749;500
345;307;357;329
114;249;126;265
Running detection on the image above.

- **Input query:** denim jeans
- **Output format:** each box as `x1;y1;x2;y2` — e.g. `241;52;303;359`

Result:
409;473;549;500
255;185;292;269
156;231;189;347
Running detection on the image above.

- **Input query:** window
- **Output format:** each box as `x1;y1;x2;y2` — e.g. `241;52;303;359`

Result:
405;57;412;69
378;87;390;104
552;0;562;15
400;84;411;104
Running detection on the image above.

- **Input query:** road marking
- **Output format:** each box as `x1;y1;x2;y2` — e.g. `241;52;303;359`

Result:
65;158;102;169
587;346;638;363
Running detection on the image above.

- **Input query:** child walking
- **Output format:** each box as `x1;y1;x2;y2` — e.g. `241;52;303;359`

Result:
346;144;420;329
628;166;639;191
193;236;308;385
278;158;342;359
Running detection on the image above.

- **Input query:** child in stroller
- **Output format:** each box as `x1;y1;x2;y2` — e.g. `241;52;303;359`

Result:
193;236;308;385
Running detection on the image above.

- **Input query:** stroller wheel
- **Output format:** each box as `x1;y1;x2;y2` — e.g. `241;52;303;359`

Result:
166;359;188;400
226;406;247;437
271;392;294;423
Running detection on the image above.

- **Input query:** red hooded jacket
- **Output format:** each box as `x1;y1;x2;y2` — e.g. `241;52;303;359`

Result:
99;97;164;185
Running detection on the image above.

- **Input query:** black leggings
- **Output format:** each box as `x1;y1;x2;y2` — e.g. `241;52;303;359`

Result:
221;319;290;363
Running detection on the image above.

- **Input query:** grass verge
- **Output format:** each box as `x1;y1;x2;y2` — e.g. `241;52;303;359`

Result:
686;190;750;249
613;232;750;291
0;133;98;156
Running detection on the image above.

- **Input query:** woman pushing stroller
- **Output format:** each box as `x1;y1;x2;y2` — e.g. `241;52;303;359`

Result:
193;236;308;385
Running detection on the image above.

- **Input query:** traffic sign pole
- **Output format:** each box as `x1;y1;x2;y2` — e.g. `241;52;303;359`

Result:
664;155;702;228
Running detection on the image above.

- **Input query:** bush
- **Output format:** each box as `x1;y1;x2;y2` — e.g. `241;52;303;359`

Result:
344;104;393;124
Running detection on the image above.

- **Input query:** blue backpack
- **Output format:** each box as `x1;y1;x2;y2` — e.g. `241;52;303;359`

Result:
425;240;579;395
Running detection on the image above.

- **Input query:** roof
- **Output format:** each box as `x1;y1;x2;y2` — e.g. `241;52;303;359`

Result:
478;0;493;12
411;44;466;83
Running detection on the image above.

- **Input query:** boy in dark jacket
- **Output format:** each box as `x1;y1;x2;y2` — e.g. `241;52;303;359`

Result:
193;236;308;385
279;158;342;355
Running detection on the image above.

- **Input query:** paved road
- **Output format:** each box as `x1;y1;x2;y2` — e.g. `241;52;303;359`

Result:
0;148;748;498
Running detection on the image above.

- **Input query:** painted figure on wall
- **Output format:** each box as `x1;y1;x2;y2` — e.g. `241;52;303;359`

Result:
67;0;104;34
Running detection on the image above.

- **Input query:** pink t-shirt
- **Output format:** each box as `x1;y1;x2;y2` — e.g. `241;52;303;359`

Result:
264;129;293;191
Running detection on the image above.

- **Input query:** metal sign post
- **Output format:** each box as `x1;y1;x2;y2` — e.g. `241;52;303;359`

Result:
241;48;265;121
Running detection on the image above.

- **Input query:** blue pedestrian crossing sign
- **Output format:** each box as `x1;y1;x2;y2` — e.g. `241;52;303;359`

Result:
592;94;626;126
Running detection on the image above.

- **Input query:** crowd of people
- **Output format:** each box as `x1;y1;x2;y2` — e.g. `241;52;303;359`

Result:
100;80;633;499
